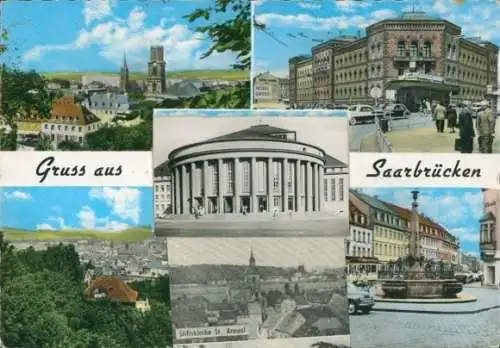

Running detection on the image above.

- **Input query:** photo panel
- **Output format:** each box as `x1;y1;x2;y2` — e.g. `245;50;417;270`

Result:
348;152;500;348
167;237;350;347
254;0;500;153
153;109;349;237
0;0;250;151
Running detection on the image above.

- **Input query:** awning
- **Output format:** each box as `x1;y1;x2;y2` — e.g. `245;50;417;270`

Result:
346;256;380;264
386;79;460;92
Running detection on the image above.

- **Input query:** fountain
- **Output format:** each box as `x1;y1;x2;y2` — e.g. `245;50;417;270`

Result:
380;191;463;299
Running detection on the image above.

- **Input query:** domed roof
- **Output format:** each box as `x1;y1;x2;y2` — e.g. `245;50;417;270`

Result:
392;11;442;21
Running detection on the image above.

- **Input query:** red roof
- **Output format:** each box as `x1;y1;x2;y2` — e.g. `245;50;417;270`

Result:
85;276;138;303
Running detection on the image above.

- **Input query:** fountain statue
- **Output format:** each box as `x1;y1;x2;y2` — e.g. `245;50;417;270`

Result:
380;191;463;299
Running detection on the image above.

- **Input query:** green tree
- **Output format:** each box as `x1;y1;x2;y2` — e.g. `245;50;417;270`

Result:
57;140;83;151
185;0;251;70
85;122;152;151
35;132;54;150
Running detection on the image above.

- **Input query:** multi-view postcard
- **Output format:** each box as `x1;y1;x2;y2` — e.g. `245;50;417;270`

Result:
168;237;350;348
254;0;500;154
0;0;250;151
0;187;173;348
153;109;349;237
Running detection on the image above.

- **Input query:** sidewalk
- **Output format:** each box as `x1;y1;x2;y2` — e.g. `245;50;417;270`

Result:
361;122;500;153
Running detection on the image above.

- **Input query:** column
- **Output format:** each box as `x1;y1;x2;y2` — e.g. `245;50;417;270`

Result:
267;157;273;212
181;164;189;214
190;162;196;213
313;163;319;212
251;157;258;213
233;158;240;214
318;164;324;212
282;158;288;212
295;160;301;212
203;160;209;213
218;159;224;214
174;167;181;214
306;162;313;212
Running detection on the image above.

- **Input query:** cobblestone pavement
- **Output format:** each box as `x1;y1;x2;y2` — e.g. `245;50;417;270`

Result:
350;287;500;348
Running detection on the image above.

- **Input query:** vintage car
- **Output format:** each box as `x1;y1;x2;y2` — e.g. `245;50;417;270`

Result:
347;283;375;314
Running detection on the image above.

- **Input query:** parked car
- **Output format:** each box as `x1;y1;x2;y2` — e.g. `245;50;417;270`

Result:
347;104;384;125
455;272;474;284
347;283;375;314
382;103;411;119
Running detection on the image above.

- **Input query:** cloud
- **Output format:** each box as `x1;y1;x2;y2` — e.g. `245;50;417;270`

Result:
22;5;238;71
432;0;451;15
371;9;397;21
4;190;32;201
36;223;55;231
255;13;374;31
83;0;115;25
335;0;372;13
298;2;322;10
89;187;142;224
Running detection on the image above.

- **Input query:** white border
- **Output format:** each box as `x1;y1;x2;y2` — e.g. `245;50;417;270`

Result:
0;151;152;187
350;153;500;189
173;335;350;348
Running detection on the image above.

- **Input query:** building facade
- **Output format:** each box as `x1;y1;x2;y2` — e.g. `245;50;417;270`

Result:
289;12;499;110
253;72;281;104
82;93;130;124
166;124;348;216
480;189;500;286
41;96;102;148
348;201;373;258
154;160;172;218
146;45;166;94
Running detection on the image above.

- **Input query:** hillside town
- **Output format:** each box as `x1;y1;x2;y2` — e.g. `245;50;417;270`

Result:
1;45;246;151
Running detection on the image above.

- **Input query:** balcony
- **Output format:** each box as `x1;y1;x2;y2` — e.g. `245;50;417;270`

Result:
393;51;436;62
480;240;497;260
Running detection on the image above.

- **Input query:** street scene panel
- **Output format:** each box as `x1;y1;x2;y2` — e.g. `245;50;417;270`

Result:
0;235;171;348
153;110;349;237
0;186;153;241
168;237;350;346
253;0;500;153
347;187;500;348
0;0;250;151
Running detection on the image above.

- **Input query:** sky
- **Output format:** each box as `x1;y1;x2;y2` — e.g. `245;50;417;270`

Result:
153;113;348;165
1;186;153;232
355;187;484;257
253;0;500;78
3;0;239;72
168;237;346;268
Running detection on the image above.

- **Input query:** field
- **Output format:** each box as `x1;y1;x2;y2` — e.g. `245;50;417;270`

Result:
2;227;152;241
41;69;249;81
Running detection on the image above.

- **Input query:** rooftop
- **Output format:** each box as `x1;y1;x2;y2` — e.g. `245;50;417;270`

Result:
208;124;294;142
85;276;138;303
51;96;100;125
392;11;442;21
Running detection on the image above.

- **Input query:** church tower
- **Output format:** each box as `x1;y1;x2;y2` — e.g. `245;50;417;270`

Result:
119;52;129;93
146;45;166;94
245;249;261;300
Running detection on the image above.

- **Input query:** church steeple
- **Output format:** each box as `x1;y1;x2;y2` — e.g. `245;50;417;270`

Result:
249;249;255;266
123;51;128;69
120;51;129;93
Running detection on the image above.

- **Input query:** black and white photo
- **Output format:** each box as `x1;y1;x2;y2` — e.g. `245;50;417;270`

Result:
168;237;350;347
153;110;349;237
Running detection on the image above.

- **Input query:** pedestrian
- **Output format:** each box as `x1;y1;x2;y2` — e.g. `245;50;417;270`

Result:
476;101;496;153
446;104;458;133
434;101;446;133
425;99;431;118
458;103;475;153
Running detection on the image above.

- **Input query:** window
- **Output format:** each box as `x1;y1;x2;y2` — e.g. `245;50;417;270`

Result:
423;41;432;57
288;162;293;192
339;178;344;201
330;179;336;201
398;67;405;76
397;41;406;56
273;161;280;193
410;41;418;57
242;161;250;194
212;163;219;195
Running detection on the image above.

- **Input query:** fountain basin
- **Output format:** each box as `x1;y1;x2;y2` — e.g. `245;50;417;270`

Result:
380;279;463;299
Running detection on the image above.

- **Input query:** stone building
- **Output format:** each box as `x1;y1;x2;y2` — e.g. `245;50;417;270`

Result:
289;11;499;110
153;160;172;218
146;45;166;94
165;124;348;217
253;72;281;104
480;188;500;286
82;93;130;124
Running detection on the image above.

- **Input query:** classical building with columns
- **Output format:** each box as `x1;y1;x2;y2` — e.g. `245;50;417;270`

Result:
164;124;348;217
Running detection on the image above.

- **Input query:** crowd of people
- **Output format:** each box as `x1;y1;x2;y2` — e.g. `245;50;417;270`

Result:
429;100;496;154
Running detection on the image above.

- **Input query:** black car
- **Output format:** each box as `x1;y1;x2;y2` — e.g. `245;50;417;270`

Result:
383;103;411;119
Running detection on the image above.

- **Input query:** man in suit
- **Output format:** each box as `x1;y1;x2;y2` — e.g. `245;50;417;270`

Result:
458;102;475;153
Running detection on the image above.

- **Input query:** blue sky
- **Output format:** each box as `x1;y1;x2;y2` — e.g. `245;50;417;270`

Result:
153;109;347;117
1;187;153;231
3;0;239;72
355;187;483;257
254;0;500;77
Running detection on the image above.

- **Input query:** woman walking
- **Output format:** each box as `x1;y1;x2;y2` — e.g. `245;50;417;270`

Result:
447;104;458;133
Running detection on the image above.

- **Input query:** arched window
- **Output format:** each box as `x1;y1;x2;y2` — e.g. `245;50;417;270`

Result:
410;40;419;57
397;40;406;56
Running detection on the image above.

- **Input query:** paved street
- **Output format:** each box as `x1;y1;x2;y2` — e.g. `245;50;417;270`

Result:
351;112;500;153
350;287;500;348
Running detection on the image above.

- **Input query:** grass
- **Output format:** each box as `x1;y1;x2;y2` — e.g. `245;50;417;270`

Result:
2;227;152;242
41;69;249;81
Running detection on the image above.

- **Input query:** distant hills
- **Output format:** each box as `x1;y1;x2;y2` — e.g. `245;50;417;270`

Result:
1;226;152;242
41;69;250;81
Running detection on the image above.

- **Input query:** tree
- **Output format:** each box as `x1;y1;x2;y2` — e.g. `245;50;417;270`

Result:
84;121;152;151
185;0;251;71
57;140;83;151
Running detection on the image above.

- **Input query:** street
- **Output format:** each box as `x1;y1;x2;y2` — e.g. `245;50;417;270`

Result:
350;112;500;153
350;287;500;348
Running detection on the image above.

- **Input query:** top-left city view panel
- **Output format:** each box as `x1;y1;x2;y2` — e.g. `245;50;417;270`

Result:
0;0;251;151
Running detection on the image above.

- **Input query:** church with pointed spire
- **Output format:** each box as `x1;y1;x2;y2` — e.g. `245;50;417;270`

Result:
119;52;130;93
